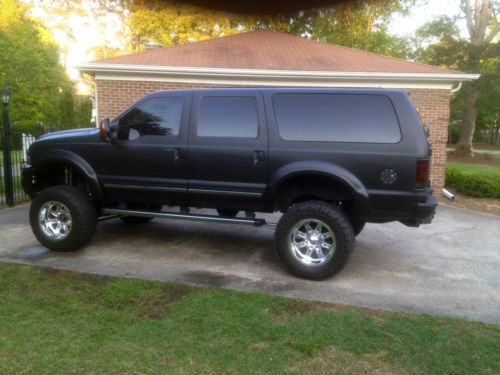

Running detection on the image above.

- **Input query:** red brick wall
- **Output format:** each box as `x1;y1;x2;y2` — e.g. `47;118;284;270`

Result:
96;80;219;122
407;89;450;189
96;79;450;189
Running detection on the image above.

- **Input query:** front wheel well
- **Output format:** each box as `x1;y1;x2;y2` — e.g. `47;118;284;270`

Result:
31;162;90;198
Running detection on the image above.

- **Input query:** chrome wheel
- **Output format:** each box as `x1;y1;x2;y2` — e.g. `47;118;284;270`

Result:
288;219;336;267
38;201;73;240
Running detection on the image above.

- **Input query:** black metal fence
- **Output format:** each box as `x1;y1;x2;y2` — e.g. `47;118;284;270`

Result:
1;133;35;208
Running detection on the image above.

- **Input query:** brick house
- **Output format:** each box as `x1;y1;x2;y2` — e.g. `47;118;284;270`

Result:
77;30;479;189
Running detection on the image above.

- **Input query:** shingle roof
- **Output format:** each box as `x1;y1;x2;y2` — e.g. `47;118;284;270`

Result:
93;30;456;74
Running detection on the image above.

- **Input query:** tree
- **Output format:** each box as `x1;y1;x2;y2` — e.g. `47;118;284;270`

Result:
458;0;499;153
123;0;413;57
31;0;128;62
414;5;499;152
299;0;413;58
0;0;89;145
125;0;248;51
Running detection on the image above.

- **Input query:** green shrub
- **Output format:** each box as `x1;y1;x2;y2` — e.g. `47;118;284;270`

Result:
11;121;45;148
445;166;500;198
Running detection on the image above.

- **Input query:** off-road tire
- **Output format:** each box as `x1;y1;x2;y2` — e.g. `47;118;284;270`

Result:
341;202;365;236
351;220;366;236
275;201;355;280
30;185;97;252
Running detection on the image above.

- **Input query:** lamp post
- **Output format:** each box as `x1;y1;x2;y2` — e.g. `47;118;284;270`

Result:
2;87;14;207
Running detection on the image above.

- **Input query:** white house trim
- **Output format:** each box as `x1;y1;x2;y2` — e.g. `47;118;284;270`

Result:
77;63;480;90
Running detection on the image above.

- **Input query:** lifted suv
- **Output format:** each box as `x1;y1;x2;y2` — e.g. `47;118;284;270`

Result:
22;88;437;280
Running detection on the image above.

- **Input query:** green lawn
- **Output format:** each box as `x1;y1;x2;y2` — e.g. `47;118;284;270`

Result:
447;161;500;175
0;263;498;374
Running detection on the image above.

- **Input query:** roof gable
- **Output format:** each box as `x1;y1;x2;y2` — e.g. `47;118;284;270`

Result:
93;30;457;74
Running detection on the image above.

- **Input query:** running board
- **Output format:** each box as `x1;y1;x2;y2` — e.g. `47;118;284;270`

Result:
102;208;267;226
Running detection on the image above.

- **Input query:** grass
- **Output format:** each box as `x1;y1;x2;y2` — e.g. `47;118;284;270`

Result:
0;263;499;374
447;162;500;175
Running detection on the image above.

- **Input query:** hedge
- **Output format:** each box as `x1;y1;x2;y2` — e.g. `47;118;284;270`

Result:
445;166;500;199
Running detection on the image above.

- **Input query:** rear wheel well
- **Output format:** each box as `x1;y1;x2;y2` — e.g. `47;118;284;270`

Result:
274;174;363;224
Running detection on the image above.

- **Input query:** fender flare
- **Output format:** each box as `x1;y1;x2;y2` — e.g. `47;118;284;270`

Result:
269;160;371;214
35;149;103;203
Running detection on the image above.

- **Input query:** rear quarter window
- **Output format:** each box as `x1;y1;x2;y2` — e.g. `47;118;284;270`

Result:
272;93;401;143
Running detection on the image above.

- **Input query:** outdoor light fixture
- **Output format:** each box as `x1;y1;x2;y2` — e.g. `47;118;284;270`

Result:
1;87;10;105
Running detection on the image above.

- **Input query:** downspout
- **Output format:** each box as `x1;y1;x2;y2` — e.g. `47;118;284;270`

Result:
451;82;462;94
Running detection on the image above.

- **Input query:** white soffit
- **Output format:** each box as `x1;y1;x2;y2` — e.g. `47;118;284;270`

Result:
76;63;480;90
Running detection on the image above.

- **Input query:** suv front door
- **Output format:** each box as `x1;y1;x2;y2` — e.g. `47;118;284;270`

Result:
93;92;191;206
187;90;268;211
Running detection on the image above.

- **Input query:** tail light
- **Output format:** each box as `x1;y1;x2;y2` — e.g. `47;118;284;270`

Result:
416;159;430;187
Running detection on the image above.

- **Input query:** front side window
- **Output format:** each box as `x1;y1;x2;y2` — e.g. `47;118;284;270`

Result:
272;94;401;143
118;97;183;140
197;96;259;138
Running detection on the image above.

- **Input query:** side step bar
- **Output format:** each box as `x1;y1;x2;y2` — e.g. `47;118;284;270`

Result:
102;208;267;226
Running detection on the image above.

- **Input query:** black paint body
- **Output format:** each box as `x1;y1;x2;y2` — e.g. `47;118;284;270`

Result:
23;88;437;225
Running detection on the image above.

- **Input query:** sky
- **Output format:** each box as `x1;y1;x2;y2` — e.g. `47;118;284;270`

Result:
28;0;466;80
389;0;466;37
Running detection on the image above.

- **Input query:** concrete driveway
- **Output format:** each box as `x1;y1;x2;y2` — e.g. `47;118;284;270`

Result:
1;203;499;324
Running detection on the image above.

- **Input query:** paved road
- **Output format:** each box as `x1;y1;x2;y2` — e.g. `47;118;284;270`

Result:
1;204;499;323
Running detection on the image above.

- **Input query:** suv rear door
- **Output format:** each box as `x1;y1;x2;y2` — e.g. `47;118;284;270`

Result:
187;90;268;210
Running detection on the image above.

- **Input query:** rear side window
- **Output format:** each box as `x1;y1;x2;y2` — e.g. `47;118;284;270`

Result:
118;97;183;140
272;94;401;143
197;96;258;138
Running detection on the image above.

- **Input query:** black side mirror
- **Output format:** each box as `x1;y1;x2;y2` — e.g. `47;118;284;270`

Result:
99;118;111;142
100;118;118;142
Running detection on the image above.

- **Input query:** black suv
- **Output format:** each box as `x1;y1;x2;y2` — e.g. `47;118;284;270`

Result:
22;88;436;279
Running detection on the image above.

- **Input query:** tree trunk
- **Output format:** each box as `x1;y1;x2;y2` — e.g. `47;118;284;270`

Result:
456;43;483;156
457;81;478;155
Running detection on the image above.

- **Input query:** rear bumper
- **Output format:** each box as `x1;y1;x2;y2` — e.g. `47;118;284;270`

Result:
414;194;437;224
399;192;437;227
367;187;437;227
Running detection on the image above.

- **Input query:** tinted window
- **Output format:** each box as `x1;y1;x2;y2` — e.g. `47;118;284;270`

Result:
272;94;401;143
118;97;183;140
197;96;258;138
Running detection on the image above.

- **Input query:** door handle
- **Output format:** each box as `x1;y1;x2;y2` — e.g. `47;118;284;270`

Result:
254;151;265;167
173;148;184;163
